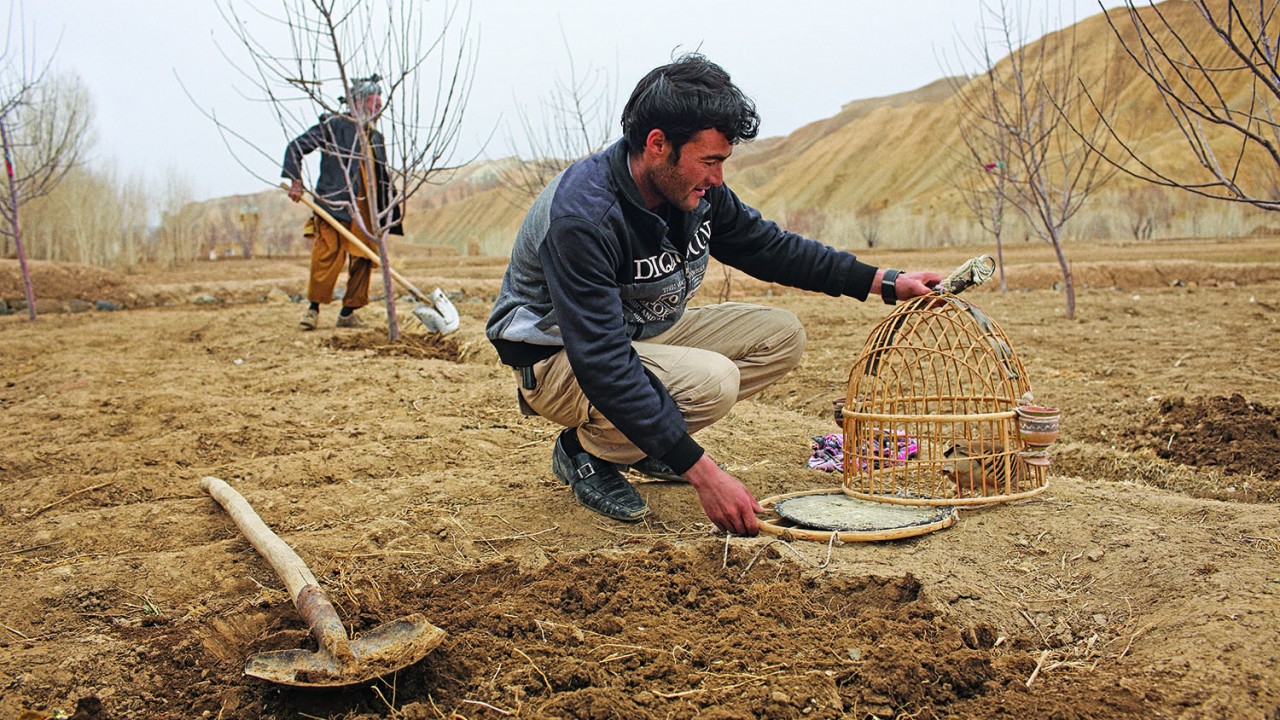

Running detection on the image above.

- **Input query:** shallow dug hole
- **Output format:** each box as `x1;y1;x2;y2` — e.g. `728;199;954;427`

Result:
325;331;465;361
70;545;1157;720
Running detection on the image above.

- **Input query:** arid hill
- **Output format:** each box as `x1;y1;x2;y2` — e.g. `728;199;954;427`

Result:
189;0;1278;258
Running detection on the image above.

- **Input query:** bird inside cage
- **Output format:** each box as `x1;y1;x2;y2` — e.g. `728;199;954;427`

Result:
942;441;1023;497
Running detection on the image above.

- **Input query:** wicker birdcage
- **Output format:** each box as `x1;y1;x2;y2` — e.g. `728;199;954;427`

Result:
840;293;1049;505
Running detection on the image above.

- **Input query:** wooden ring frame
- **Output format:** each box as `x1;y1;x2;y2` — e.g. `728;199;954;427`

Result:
756;487;957;543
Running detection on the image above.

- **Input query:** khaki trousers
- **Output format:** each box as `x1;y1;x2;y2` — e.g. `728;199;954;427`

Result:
519;302;806;464
307;217;374;309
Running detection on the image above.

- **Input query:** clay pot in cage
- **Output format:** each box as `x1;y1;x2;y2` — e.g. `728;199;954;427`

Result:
1016;405;1060;450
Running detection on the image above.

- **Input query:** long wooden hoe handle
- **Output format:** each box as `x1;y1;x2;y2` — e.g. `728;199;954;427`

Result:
201;476;355;665
280;182;433;305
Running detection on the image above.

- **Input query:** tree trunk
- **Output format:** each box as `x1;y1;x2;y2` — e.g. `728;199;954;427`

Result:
1049;227;1075;320
1;119;38;321
375;232;401;343
995;230;1008;293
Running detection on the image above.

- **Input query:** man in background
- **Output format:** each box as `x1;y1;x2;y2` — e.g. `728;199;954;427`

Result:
282;75;401;330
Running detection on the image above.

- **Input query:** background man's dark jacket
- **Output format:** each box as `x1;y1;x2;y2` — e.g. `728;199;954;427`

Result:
282;113;403;235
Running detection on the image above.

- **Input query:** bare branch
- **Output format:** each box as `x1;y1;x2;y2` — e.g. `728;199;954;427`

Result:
496;27;617;204
1083;1;1280;212
947;0;1116;319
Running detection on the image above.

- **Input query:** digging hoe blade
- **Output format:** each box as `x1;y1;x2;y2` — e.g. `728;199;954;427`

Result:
201;477;447;689
245;613;446;687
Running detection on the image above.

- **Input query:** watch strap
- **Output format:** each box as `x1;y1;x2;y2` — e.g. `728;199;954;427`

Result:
881;269;901;305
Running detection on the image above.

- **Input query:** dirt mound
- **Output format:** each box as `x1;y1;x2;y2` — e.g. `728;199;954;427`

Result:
35;546;1158;720
0;260;136;309
326;330;466;362
1135;394;1280;485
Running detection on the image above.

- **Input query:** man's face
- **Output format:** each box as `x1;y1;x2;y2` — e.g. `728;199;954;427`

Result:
650;128;732;212
354;93;383;121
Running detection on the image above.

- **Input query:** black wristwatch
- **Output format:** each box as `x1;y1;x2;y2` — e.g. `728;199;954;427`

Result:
881;269;901;305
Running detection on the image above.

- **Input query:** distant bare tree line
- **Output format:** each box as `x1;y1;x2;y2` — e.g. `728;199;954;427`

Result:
772;190;1258;247
13;160;310;270
10;0;1280;298
0;36;306;275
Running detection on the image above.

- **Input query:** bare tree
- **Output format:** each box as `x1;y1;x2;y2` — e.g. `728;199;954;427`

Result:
1;22;91;321
237;203;259;259
946;54;1013;291
951;0;1116;319
1120;184;1172;240
496;34;616;205
857;203;884;249
1088;1;1280;212
213;0;476;341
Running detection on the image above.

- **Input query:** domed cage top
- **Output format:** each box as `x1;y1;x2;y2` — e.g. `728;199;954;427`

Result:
841;293;1048;505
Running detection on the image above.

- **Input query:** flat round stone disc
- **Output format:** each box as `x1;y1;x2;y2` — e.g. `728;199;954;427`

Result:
774;493;954;532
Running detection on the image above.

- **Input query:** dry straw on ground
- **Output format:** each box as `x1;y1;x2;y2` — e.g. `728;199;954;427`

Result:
1;236;1278;719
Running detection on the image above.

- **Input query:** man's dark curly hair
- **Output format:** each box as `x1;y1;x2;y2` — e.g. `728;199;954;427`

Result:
621;53;760;161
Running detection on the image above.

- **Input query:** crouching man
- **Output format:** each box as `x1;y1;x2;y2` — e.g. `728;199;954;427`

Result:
485;54;941;536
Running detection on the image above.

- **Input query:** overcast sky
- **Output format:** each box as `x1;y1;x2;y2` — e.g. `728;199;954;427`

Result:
19;1;1125;201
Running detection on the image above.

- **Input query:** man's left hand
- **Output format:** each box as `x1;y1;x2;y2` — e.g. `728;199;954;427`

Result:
876;269;945;302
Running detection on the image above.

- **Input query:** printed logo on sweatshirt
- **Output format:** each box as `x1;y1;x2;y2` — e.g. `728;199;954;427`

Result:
629;291;683;323
634;251;680;280
621;273;686;325
632;220;712;280
691;220;711;255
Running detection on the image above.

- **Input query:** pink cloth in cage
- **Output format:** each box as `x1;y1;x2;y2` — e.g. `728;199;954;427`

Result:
807;434;844;472
857;429;919;470
807;430;920;472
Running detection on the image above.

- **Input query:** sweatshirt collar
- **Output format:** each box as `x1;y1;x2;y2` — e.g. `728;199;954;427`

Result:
607;139;649;212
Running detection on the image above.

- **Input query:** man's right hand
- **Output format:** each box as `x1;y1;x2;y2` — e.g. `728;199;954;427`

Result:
684;454;763;536
288;179;304;202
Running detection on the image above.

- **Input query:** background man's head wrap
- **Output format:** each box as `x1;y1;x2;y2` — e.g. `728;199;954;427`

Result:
340;75;382;105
